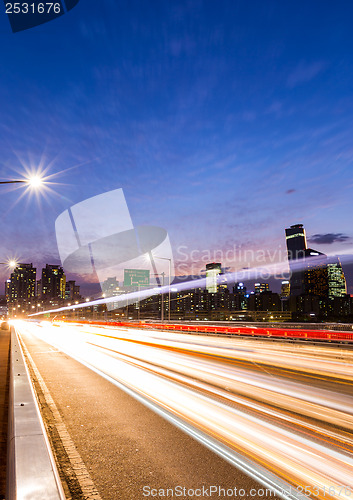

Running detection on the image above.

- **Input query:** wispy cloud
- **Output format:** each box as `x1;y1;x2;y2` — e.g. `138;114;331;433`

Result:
287;61;326;88
242;111;257;122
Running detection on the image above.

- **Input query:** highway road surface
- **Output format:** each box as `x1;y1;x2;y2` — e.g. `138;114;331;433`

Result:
13;320;353;500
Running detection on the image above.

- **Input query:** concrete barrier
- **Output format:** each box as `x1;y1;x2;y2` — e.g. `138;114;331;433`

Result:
6;328;65;500
57;318;353;342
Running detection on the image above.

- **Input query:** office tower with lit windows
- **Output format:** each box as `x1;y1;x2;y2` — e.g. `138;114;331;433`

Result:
285;224;347;300
205;262;222;293
327;258;347;298
232;282;248;310
280;280;290;298
303;250;328;297
102;276;123;309
233;282;246;295
36;279;42;298
285;224;307;295
65;280;81;301
41;264;66;301
285;224;307;261
102;277;120;296
254;283;269;294
285;224;328;296
7;263;36;304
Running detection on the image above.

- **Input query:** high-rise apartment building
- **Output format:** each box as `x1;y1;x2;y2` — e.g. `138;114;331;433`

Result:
285;224;347;299
205;263;222;293
102;277;120;296
41;264;66;301
254;283;269;294
65;280;81;301
102;276;123;309
327;258;347;297
280;280;290;298
7;263;36;304
303;251;328;297
232;282;247;310
285;224;307;261
285;224;307;295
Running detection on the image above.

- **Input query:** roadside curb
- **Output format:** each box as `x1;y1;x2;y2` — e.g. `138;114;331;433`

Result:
6;327;65;500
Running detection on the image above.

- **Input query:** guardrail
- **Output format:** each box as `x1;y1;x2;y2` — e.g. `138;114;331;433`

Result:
54;319;353;342
6;327;65;500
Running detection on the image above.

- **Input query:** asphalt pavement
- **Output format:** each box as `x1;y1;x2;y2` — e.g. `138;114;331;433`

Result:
19;328;278;500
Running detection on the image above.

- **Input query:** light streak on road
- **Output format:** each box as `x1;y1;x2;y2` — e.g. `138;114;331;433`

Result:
15;321;353;500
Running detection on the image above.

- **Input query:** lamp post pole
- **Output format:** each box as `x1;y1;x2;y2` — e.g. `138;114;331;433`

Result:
137;284;141;321
161;272;165;322
0;180;27;184
154;257;171;322
0;176;43;186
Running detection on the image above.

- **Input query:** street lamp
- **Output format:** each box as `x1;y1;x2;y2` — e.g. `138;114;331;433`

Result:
0;260;18;268
154;256;172;322
0;176;42;186
0;170;45;184
28;176;43;188
0;175;45;196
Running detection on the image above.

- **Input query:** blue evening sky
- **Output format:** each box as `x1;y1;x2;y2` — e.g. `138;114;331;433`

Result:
0;1;353;292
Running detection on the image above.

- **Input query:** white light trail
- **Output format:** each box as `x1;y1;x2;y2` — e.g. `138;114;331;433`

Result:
16;321;353;500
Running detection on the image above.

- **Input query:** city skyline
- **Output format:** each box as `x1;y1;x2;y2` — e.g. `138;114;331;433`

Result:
1;2;353;295
3;219;350;303
6;245;350;323
2;5;353;500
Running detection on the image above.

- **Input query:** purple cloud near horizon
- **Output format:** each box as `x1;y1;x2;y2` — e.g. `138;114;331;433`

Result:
308;233;350;245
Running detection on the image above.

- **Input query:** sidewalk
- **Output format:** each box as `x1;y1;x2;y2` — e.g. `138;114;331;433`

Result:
0;327;10;500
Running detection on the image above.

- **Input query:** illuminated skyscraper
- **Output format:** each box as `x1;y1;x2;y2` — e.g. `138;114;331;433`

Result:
327;259;346;297
285;224;307;261
102;276;123;309
280;280;290;298
65;280;81;301
254;283;269;294
285;224;347;299
41;264;66;301
285;224;307;295
234;282;246;294
232;282;247;310
102;277;120;295
205;263;222;293
304;252;328;297
7;263;36;304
